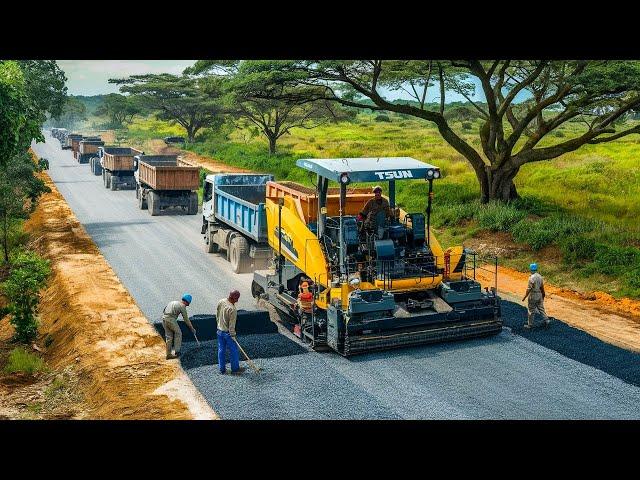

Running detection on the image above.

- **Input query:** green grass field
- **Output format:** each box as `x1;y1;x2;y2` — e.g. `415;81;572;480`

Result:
98;112;640;299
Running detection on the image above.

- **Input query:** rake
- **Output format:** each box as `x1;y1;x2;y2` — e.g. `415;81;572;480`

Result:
233;337;261;373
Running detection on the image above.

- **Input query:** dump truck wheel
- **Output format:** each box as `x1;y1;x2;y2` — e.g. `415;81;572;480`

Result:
206;228;219;253
138;189;147;210
110;175;119;191
149;191;160;216
188;192;198;215
135;184;139;199
230;236;250;273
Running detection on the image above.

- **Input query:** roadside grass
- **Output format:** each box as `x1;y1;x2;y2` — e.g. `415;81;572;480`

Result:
112;112;640;298
3;347;48;376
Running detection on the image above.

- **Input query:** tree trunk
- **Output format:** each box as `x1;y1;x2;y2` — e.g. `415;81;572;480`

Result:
477;166;520;203
267;135;277;155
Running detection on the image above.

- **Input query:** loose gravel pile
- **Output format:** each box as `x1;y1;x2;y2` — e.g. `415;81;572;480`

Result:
501;301;640;387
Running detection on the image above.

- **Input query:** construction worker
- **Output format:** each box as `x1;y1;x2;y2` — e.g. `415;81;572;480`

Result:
162;294;196;360
216;289;245;375
297;280;314;316
357;185;393;230
522;263;551;329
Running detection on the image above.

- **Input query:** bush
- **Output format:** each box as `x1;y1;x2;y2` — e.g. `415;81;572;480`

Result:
3;347;47;375
462;122;473;130
374;114;391;122
560;235;597;263
476;202;527;231
511;215;599;251
592;243;640;275
2;250;51;343
433;202;478;227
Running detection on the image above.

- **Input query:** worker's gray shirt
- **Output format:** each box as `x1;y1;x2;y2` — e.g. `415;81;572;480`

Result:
216;298;237;336
162;300;189;323
527;273;544;298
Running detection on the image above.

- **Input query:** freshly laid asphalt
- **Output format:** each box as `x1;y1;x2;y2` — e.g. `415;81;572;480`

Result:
33;132;640;419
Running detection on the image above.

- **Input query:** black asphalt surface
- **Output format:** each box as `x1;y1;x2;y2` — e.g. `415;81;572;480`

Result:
33;131;640;419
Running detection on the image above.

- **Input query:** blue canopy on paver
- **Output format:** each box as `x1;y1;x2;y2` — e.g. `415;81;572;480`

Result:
296;157;441;183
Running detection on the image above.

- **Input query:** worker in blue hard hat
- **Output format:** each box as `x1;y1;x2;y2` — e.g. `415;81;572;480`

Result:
522;263;551;329
162;293;196;359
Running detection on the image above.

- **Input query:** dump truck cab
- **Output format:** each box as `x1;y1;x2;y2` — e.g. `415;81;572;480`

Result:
252;157;502;356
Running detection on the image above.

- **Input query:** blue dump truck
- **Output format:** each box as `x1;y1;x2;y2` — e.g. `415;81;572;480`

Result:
201;173;274;273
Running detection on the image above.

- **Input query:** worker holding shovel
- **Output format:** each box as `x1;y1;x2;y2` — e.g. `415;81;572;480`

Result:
216;290;245;375
162;294;197;359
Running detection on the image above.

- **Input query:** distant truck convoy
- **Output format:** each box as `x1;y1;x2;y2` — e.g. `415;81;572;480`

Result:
134;155;200;216
95;146;143;190
201;173;274;273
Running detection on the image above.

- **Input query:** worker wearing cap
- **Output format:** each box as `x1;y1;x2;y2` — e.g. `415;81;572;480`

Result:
216;290;244;375
162;294;196;360
522;263;551;329
357;186;393;229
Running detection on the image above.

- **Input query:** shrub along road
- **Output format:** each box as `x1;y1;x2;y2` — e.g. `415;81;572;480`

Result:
32;131;640;419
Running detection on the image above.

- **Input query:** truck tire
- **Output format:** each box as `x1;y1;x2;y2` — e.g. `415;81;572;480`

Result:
230;236;250;274
138;188;148;210
188;192;198;215
149;191;160;216
105;172;111;189
110;175;119;191
205;224;219;253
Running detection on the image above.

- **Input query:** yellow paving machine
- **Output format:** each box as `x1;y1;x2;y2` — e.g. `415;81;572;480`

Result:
249;157;502;356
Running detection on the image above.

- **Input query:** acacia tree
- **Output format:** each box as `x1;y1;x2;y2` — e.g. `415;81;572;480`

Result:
237;60;640;202
187;60;349;154
95;93;140;128
109;74;225;142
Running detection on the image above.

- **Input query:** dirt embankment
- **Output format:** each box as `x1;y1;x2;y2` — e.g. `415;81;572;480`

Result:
17;171;216;419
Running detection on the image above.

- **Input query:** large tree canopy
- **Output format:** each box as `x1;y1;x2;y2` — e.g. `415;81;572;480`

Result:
109;73;225;142
0;60;67;165
95;93;141;128
187;60;351;154
230;60;640;202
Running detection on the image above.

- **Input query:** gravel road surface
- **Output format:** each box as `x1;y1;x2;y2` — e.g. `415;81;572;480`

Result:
33;132;640;419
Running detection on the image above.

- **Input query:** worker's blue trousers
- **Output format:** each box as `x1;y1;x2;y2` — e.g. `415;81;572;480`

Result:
217;330;240;374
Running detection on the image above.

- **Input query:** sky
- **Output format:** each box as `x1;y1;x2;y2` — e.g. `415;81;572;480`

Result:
57;60;519;103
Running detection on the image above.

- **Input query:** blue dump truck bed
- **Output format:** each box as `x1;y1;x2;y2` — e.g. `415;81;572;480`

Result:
213;174;274;243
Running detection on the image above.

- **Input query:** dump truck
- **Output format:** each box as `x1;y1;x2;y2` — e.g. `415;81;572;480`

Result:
94;146;143;191
134;155;200;216
76;138;104;164
63;133;82;150
248;157;502;356
201;173;275;273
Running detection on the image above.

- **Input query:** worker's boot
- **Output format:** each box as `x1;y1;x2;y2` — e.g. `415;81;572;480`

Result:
166;353;179;360
230;367;246;375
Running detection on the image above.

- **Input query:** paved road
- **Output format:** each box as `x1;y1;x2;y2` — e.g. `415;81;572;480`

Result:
33;132;640;419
